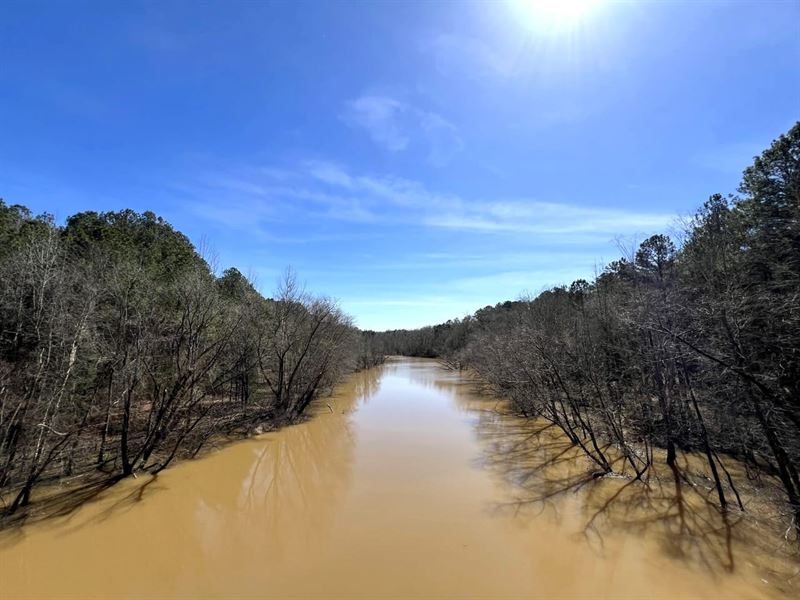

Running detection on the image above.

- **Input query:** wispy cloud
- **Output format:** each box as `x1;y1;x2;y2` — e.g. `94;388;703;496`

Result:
356;251;602;272
177;159;674;241
342;94;463;166
342;95;410;151
170;160;677;330
418;111;463;167
306;161;354;188
425;201;671;235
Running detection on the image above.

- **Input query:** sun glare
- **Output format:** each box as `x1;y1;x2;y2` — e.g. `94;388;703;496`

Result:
512;0;602;30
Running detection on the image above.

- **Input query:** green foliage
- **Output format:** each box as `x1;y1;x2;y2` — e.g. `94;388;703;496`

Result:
0;200;52;261
217;267;259;301
63;209;208;281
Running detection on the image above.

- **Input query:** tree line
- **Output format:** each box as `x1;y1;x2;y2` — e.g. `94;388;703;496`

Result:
375;123;800;538
0;206;383;515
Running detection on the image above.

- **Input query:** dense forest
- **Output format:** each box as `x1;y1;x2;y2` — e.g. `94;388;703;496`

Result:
375;123;800;537
0;207;383;515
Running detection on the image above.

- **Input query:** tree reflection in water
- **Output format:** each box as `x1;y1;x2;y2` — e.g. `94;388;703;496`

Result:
466;394;799;596
192;364;383;566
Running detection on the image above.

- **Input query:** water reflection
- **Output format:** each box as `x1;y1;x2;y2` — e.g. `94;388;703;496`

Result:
0;359;795;599
350;364;383;405
190;363;384;564
383;356;461;392
467;396;799;597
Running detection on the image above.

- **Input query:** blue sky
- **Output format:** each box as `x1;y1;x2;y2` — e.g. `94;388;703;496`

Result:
1;1;798;330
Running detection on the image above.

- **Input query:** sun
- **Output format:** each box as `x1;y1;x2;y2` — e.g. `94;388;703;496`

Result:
511;0;602;29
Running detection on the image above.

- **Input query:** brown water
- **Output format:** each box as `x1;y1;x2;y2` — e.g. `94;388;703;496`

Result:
1;357;796;599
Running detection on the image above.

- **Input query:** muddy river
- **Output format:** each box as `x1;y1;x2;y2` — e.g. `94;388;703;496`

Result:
0;357;796;599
